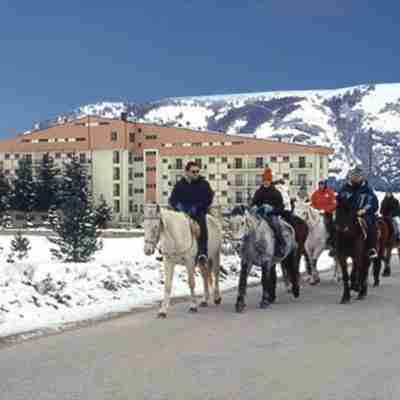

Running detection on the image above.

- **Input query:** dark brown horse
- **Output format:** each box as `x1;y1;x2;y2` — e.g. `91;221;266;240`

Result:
335;201;371;303
374;216;400;279
373;217;396;286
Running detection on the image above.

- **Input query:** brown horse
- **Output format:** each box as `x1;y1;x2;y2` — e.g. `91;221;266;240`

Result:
375;217;399;280
335;201;371;303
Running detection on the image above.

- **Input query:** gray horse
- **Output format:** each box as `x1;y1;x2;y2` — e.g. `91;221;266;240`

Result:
228;206;298;313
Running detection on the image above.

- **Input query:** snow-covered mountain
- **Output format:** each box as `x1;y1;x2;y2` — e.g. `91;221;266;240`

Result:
34;83;400;190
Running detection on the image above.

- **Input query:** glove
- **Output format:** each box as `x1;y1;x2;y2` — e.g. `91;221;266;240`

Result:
357;209;366;217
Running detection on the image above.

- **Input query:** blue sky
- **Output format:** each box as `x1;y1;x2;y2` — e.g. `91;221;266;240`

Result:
1;0;399;137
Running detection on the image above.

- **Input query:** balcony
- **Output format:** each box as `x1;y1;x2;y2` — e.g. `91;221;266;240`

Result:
290;162;313;169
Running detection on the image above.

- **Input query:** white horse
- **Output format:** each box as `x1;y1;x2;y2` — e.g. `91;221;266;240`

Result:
143;204;223;318
294;198;330;285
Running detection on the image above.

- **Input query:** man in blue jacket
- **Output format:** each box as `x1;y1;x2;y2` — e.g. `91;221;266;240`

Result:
169;161;214;266
337;165;379;259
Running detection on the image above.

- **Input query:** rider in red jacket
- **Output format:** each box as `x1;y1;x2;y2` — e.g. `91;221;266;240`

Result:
310;180;337;249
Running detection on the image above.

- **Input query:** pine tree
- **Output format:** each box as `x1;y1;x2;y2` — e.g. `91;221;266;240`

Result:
8;231;31;262
0;170;12;216
61;154;90;206
12;157;37;213
48;155;101;262
48;196;102;262
35;153;60;211
95;195;113;229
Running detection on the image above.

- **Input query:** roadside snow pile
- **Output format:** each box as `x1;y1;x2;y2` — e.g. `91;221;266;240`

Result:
0;235;334;338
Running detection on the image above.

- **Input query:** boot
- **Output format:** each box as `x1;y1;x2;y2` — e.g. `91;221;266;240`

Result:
266;216;285;258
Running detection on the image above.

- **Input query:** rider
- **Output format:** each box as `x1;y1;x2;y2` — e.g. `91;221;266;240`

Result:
310;180;337;249
251;165;286;257
169;160;214;266
380;190;400;240
337;165;379;259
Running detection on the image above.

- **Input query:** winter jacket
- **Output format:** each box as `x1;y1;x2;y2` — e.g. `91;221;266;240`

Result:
251;184;284;212
311;187;337;213
337;181;379;222
169;176;214;215
380;196;400;218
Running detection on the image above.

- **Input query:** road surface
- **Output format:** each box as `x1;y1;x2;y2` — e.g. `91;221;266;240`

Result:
1;268;400;400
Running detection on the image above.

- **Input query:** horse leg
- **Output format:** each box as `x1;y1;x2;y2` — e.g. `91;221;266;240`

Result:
212;254;222;305
236;261;249;313
358;255;370;300
187;265;198;313
382;246;392;277
350;263;359;292
339;257;351;304
373;256;382;287
283;251;299;298
158;261;175;318
260;262;272;309
198;264;210;307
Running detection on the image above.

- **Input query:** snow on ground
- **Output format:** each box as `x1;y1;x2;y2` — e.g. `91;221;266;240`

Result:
0;235;334;338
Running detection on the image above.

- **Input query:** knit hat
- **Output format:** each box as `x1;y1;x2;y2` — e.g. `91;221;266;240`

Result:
263;166;273;183
349;165;364;178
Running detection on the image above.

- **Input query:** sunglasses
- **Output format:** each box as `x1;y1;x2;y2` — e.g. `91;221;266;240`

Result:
190;169;200;174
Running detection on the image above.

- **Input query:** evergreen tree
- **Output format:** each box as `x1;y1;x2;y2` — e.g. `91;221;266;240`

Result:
61;154;90;206
48;196;102;262
35;153;60;211
95;195;113;229
0;170;12;216
48;155;101;262
12;157;37;213
8;231;31;262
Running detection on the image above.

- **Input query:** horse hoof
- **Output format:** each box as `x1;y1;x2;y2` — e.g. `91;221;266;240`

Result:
373;281;380;287
259;300;270;309
214;297;222;305
235;302;246;313
357;294;366;300
340;297;351;304
350;285;359;292
157;312;167;319
189;307;198;313
382;269;391;277
199;301;208;307
292;287;300;298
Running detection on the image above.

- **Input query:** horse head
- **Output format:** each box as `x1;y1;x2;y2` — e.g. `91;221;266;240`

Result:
143;203;162;256
227;205;256;251
335;199;358;235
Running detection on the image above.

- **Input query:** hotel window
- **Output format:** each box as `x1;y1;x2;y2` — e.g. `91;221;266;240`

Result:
255;157;263;168
221;191;227;197
128;184;133;197
55;153;61;159
128;168;133;180
113;151;120;164
129;200;134;213
270;156;277;162
162;158;168;163
221;157;228;163
195;158;202;168
76;137;86;142
209;157;215;163
111;131;118;141
192;142;201;147
5;154;10;160
283;156;290;162
140;204;144;213
79;153;86;163
235;192;244;204
113;200;120;213
234;158;242;169
25;154;32;162
146;166;156;172
134;204;138;212
299;156;306;168
129;132;135;143
283;173;290;179
113;167;120;180
209;174;215;180
38;138;48;143
145;134;157;140
134;156;143;162
162;174;168;180
128;151;134;164
320;155;324;169
221;174;228;180
175;158;183;169
113;183;120;197
134;172;144;178
256;174;263;186
14;153;20;159
235;174;244;186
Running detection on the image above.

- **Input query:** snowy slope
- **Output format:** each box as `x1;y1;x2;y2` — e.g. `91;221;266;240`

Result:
31;82;400;190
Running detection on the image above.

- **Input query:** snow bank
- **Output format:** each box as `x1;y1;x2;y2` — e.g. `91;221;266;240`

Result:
0;235;334;338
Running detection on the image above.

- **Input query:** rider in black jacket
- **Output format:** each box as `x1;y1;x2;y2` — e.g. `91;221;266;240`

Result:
169;161;214;266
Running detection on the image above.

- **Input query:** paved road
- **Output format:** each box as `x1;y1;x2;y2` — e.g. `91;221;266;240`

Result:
1;268;400;400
